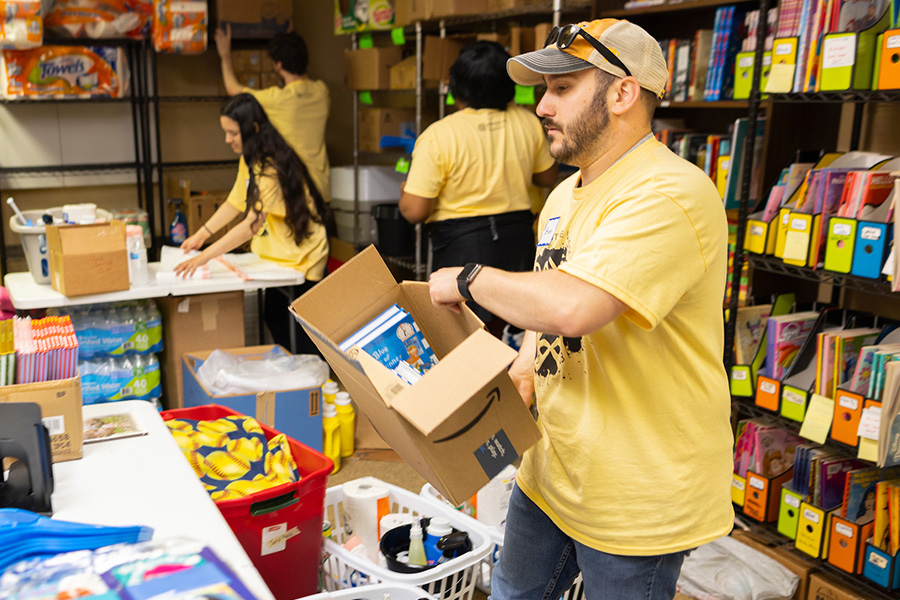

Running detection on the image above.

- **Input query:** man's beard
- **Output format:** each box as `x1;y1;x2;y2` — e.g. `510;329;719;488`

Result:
543;77;612;167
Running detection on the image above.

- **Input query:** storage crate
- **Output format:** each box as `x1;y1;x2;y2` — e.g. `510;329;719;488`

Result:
322;478;493;600
301;582;437;600
420;483;584;599
161;404;332;600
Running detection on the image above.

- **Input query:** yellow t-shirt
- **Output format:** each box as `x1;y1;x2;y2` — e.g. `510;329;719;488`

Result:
517;137;734;556
231;167;328;282
225;78;331;205
403;105;555;223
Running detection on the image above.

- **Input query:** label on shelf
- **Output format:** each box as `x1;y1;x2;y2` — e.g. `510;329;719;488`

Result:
784;389;805;405
733;369;748;381
749;475;765;490
822;35;856;69
785;494;800;508
869;551;888;569
761;381;777;395
732;478;745;491
838;395;859;410
833;222;852;236
803;508;820;523
835;522;853;538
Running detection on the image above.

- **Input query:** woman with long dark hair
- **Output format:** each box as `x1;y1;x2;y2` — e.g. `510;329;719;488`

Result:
175;93;329;354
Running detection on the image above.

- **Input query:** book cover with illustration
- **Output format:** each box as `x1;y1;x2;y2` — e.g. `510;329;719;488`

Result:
83;412;146;443
843;466;900;523
341;304;438;385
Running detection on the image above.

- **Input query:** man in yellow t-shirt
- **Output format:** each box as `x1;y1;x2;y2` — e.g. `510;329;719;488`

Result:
217;26;331;204
400;41;557;337
428;20;733;600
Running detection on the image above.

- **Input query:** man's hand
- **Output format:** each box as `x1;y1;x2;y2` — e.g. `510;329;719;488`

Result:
215;24;232;61
428;267;465;314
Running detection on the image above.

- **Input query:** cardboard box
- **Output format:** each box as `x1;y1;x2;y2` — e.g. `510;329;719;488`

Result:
215;0;292;38
534;23;553;49
231;49;265;74
236;70;262;90
431;0;482;18
182;345;323;451
0;376;83;462
158;292;246;410
395;0;430;24
510;25;536;56
390;55;417;89
261;72;280;89
185;191;234;244
335;0;397;34
423;36;463;83
806;572;871;600
731;530;819;600
46;221;128;297
359;107;416;153
344;46;403;90
290;246;542;506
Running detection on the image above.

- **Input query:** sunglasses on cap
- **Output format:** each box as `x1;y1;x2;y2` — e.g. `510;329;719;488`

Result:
544;24;632;78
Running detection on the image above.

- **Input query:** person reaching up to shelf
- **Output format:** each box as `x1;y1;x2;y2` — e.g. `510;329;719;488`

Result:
216;24;331;205
427;19;734;600
399;40;559;339
175;94;329;356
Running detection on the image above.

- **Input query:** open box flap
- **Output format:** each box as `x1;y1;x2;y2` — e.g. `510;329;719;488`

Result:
390;328;518;437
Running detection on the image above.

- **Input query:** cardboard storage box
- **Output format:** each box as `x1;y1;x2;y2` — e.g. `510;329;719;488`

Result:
47;221;128;297
186;191;233;244
359;107;416;153
423;35;464;83
806;572;871;600
290;246;542;506
731;529;818;600
215;0;292;38
231;49;265;74
182;345;323;451
344;46;403;90
0;376;83;462
158;291;246;410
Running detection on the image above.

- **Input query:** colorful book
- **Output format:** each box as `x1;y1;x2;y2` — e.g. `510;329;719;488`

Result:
843;466;900;523
735;304;773;364
766;311;820;379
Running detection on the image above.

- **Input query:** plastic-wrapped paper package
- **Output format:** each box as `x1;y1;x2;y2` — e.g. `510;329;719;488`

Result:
196;347;330;396
44;0;153;40
676;536;799;600
0;1;43;49
0;45;129;98
152;0;206;54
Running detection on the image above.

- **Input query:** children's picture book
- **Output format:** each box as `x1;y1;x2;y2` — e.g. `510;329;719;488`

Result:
873;478;900;551
340;304;439;386
83;412;146;443
819;457;866;509
766;311;819;379
735;304;773;364
843;466;900;523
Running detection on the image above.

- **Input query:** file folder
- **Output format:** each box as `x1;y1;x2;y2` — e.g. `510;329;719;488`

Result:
824;217;858;273
766;37;799;93
877;29;900;90
852;221;889;279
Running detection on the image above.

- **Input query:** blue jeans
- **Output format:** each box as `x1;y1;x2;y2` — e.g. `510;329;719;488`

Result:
491;485;690;600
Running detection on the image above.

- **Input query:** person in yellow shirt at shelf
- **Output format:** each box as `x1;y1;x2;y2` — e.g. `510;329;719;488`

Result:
216;24;331;205
428;19;734;600
399;41;559;339
175;94;329;356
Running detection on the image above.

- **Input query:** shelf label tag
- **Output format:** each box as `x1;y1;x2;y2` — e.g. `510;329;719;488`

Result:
785;494;800;508
395;157;410;174
515;85;535;105
360;91;373;105
391;28;406;45
359;33;374;49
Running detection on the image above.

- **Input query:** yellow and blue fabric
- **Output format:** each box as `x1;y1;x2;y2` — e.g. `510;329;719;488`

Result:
166;415;299;502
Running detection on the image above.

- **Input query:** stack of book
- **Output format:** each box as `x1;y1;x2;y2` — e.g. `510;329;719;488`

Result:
339;304;438;386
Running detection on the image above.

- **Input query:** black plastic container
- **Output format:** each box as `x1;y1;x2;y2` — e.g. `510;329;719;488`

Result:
372;203;416;257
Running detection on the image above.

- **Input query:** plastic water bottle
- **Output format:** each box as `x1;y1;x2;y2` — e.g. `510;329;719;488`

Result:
99;357;119;402
132;302;149;353
126;225;149;287
78;360;101;404
145;354;161;399
146;301;163;353
322;403;341;474
335;391;355;458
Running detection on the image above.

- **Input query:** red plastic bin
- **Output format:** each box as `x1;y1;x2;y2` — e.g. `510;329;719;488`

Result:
161;403;333;600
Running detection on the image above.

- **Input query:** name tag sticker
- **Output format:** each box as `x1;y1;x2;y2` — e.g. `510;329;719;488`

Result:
537;217;560;247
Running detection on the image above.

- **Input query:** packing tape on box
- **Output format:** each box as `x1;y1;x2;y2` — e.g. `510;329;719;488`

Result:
343;478;390;562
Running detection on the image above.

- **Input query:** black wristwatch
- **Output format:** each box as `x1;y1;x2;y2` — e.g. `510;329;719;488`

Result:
457;263;483;302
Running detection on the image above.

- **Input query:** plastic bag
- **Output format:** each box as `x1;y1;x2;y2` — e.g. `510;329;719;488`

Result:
676;536;799;600
0;1;43;49
151;0;207;54
196;347;330;396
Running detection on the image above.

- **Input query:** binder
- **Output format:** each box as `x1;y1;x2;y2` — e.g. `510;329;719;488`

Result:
851;221;890;279
766;37;799;93
824;217;858;273
877;29;900;90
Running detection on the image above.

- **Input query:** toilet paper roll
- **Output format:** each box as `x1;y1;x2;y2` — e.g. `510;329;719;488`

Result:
343;478;391;562
380;512;416;535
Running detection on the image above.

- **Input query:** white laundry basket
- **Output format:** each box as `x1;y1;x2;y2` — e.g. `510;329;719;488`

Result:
321;478;492;600
300;582;437;600
420;483;585;600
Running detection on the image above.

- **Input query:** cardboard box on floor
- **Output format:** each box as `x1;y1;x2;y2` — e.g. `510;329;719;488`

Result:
290;246;541;506
0;376;83;462
215;0;292;38
806;572;872;600
158;291;245;409
46;221;129;297
182;345;324;451
731;529;819;600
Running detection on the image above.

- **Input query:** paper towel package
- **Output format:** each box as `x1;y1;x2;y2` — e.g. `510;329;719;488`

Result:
291;246;541;506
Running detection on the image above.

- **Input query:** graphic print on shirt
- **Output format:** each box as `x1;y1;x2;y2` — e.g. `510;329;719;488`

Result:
534;240;583;379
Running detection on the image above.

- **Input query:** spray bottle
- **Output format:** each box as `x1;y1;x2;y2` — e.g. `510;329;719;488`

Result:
168;198;188;246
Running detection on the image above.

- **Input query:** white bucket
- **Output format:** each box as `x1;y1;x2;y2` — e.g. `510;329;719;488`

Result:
9;207;113;284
